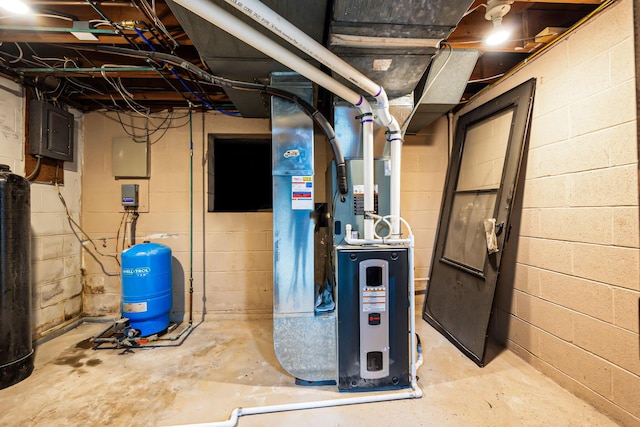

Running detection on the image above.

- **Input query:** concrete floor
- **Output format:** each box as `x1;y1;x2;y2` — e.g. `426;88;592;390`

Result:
0;309;617;427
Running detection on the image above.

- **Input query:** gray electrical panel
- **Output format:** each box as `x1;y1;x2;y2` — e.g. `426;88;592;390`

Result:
28;100;74;162
121;184;139;207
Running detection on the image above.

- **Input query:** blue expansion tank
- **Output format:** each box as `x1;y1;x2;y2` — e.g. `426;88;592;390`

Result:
121;242;172;336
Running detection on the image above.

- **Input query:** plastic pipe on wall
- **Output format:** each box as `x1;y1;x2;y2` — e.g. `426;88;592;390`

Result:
222;0;404;236
171;0;377;239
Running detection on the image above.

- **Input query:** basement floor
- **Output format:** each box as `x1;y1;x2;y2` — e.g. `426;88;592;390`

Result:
0;308;617;427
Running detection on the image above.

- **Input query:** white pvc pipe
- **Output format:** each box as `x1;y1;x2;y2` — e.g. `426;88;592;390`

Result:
389;130;403;236
223;0;384;114
171;230;422;427
172;0;377;240
173;0;364;108
344;224;411;246
223;0;402;237
174;383;422;427
362;114;375;240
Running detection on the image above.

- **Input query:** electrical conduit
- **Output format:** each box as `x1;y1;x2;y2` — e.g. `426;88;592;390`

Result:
81;44;349;194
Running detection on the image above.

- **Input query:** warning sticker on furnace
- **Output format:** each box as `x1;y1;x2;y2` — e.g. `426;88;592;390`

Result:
291;175;313;210
362;287;386;312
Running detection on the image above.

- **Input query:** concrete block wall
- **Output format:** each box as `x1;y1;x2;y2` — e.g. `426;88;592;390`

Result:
82;111;273;319
402;116;449;287
81;109;448;319
0;78;85;339
456;1;639;424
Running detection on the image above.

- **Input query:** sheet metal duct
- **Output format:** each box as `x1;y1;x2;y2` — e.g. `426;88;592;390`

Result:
405;48;480;134
328;0;474;97
167;0;474;118
271;73;336;382
167;0;329;117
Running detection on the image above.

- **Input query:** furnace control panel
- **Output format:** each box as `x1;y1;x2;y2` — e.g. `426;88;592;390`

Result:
359;259;390;379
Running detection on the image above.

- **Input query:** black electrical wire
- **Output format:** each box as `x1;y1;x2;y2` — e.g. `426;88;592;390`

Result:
78;45;349;194
146;57;193;107
187;68;216;107
56;179;121;275
136;20;174;54
130;211;139;246
115;210;128;261
108;109;191;143
134;27;213;109
86;0;140;51
131;0;179;52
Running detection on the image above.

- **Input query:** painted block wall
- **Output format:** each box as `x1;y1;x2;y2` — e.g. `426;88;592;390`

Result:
455;1;639;424
82;111;273;319
402;117;449;287
0;78;84;339
81;110;448;319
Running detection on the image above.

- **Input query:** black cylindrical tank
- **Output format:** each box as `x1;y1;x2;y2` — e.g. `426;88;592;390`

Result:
0;164;34;389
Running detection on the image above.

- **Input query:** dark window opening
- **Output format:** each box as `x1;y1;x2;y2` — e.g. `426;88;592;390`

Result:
208;136;272;212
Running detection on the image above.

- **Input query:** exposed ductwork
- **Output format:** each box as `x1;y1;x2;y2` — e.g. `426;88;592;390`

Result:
327;0;472;98
167;0;475;127
167;0;330;118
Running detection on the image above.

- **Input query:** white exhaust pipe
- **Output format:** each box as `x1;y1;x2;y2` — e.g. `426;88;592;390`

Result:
171;0;377;239
222;0;404;236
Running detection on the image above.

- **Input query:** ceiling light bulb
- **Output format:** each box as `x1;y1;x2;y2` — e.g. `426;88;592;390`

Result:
485;18;511;46
0;0;30;15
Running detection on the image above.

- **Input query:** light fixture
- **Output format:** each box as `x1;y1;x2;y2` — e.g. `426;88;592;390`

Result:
0;0;30;15
70;21;99;41
484;0;513;46
485;18;511;46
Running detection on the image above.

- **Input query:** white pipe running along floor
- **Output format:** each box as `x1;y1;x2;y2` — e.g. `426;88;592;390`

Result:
0;303;617;426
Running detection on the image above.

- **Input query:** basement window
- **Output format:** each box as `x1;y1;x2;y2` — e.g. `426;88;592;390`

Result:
207;136;272;212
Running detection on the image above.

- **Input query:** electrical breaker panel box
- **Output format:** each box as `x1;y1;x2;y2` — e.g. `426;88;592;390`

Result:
28;100;74;162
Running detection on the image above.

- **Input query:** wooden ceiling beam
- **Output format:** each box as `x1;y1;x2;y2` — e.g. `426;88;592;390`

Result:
74;92;229;102
0;31;192;45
